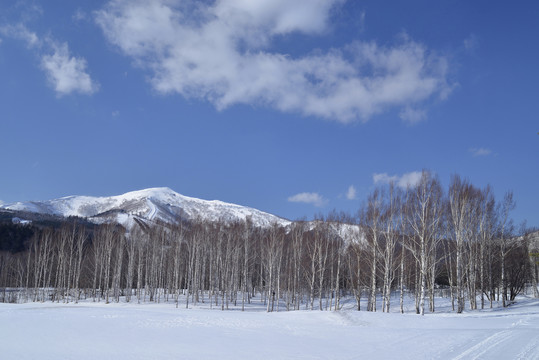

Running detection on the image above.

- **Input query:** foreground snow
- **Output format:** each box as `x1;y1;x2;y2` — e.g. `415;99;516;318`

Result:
1;296;538;359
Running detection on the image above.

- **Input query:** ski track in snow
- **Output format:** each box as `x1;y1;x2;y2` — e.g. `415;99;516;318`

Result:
451;329;513;360
450;311;539;360
451;328;539;360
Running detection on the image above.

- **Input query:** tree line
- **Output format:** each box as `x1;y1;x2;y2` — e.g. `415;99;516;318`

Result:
0;171;537;314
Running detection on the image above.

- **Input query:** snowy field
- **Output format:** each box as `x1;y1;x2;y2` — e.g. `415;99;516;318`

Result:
1;295;538;360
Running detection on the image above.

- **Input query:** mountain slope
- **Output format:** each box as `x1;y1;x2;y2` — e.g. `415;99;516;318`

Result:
2;187;290;229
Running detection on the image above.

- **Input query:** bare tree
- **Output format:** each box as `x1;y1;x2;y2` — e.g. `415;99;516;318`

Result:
526;230;539;298
448;175;476;313
497;191;516;307
72;224;87;303
380;184;402;313
477;186;496;309
361;189;383;312
261;223;284;312
290;222;306;310
405;171;443;315
347;222;364;311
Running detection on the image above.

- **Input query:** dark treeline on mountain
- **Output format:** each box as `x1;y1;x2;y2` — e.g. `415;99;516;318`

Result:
0;223;34;253
0;171;537;314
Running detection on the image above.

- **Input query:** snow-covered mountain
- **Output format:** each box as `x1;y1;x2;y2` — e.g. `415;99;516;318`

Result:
1;187;290;229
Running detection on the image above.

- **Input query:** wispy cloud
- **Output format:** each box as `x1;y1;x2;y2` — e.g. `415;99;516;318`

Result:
72;8;87;22
399;106;427;125
0;23;39;48
13;2;43;23
463;33;479;52
0;23;98;96
288;192;328;207
469;147;492;157
346;185;357;200
373;171;422;189
358;10;366;33
95;0;452;123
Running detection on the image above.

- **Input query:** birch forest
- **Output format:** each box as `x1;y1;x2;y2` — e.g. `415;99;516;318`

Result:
1;172;538;314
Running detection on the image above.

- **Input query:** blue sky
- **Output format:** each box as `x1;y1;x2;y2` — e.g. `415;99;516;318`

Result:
1;0;537;227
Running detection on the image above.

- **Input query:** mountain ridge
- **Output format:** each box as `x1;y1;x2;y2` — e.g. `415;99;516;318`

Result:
1;187;291;229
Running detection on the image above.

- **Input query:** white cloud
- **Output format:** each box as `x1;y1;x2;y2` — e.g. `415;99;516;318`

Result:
41;41;99;96
1;23;98;96
288;192;328;207
95;0;452;123
470;147;492;157
373;173;398;185
398;171;423;188
399;106;427;125
0;24;40;48
346;185;356;200
373;171;422;189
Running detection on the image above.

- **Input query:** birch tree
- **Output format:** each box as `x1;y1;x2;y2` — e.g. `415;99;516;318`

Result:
380;184;402;313
497;191;516;307
361;189;383;312
448;175;476;313
405;171;443;315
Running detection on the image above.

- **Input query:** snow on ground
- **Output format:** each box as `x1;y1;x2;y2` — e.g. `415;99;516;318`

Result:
0;294;538;360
